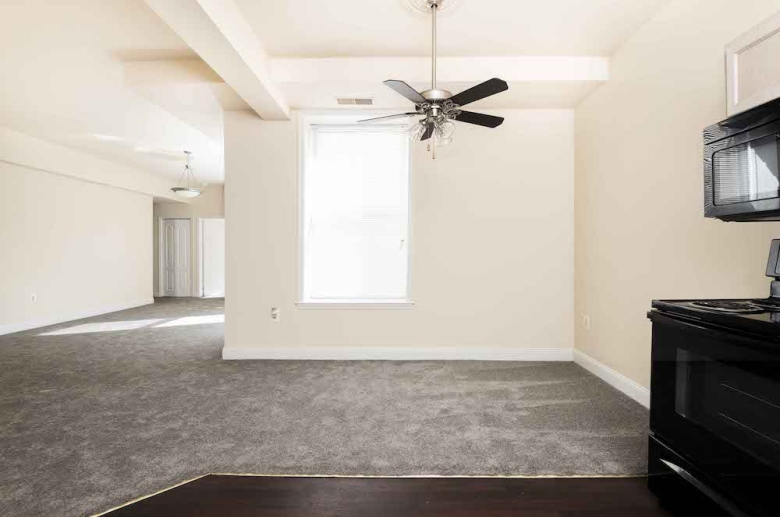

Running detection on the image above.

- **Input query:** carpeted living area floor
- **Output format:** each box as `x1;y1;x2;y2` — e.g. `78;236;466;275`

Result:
0;298;648;517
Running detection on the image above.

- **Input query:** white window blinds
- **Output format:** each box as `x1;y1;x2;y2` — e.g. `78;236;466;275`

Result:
302;124;411;302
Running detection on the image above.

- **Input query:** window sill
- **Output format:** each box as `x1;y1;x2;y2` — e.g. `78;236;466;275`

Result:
296;300;415;310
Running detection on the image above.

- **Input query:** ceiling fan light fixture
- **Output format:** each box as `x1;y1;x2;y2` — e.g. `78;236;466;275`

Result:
408;121;427;142
436;119;456;139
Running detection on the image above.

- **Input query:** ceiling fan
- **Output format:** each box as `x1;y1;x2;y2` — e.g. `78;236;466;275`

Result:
359;0;508;157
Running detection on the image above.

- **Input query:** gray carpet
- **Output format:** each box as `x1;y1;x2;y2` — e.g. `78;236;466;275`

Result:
0;298;649;517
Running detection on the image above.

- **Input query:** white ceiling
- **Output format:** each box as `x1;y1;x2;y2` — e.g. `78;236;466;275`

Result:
235;0;671;57
0;0;673;184
0;0;224;184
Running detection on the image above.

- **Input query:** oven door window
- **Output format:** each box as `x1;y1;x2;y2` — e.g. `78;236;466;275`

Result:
675;349;780;470
713;134;780;205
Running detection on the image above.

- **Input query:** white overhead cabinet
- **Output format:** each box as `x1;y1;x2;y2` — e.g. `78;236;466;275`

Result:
727;11;780;116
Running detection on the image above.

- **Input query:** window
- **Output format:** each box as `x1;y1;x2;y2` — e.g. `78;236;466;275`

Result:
300;116;411;305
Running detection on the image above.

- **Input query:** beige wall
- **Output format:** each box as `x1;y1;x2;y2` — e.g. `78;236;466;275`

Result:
0;161;152;333
574;0;780;387
224;109;574;353
153;185;224;297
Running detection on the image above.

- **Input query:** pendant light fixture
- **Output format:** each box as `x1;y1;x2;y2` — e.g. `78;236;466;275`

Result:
171;151;203;198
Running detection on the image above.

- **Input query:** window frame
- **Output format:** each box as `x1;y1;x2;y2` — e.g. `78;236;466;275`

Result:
296;112;414;309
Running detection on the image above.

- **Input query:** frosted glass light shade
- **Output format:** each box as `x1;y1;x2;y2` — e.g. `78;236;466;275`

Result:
171;187;203;198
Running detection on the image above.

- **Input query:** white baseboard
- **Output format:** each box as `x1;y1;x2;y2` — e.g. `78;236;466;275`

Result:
222;346;574;362
0;298;155;336
573;350;650;408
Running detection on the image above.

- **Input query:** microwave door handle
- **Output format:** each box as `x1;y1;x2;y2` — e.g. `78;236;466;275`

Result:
660;460;750;517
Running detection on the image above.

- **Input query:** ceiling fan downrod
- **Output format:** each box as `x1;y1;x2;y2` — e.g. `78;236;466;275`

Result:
431;0;437;90
422;0;451;106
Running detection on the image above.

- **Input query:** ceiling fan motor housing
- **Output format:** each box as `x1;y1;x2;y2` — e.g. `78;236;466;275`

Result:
421;89;453;102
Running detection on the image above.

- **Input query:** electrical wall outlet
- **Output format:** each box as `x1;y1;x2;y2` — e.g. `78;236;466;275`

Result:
270;307;280;323
582;315;591;331
30;293;37;303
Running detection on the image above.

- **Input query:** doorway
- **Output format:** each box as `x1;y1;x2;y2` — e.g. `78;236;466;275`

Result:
200;218;225;297
160;218;192;297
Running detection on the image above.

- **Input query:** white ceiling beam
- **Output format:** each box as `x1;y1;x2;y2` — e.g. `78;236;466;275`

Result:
143;0;289;120
271;57;609;85
124;58;223;85
124;59;247;141
124;58;251;111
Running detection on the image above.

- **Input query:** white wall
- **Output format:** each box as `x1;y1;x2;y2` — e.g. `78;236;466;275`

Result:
223;110;574;358
153;185;225;297
574;0;780;388
0;161;153;334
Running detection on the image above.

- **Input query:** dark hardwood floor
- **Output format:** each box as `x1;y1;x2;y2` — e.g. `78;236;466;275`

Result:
106;475;676;517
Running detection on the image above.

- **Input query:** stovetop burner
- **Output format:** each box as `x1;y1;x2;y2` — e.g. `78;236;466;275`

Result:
652;298;780;339
750;298;780;310
689;300;764;313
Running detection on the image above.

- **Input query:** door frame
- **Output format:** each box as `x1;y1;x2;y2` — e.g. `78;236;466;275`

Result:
198;217;225;298
158;216;194;298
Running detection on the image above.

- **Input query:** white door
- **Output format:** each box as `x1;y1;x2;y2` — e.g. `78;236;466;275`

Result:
201;219;225;297
163;219;191;297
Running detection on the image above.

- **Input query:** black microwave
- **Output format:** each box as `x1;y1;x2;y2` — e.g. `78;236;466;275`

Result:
704;98;780;221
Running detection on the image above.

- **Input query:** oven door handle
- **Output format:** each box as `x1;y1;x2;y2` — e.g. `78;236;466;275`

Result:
660;459;750;517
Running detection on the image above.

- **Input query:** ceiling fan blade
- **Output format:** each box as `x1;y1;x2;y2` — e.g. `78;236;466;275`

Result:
358;113;418;124
384;80;428;105
452;111;505;128
421;122;434;141
447;78;509;108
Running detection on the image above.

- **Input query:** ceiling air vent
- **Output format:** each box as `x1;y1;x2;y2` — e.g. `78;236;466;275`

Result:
337;98;374;106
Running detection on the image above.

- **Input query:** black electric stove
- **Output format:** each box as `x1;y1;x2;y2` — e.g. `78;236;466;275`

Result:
648;296;780;517
651;298;780;342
